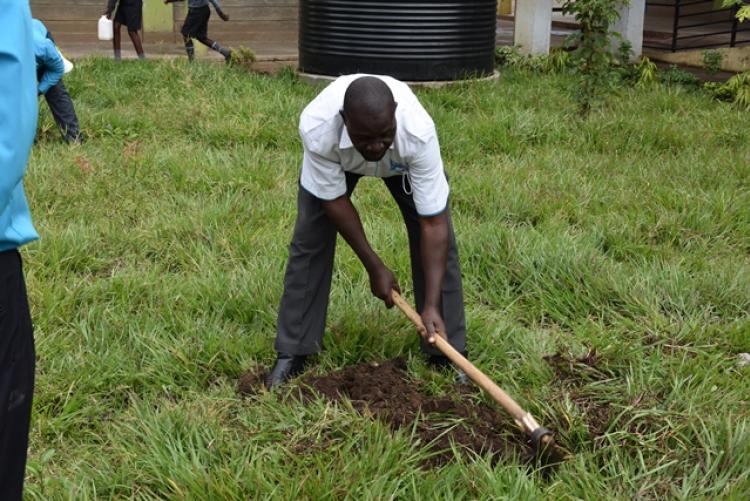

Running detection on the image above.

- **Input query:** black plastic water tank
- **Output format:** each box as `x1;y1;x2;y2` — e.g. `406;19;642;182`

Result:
299;0;497;81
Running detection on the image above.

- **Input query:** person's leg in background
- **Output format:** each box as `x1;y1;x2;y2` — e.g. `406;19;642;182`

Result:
197;35;232;62
183;36;195;61
127;29;145;59
0;251;36;500
192;6;232;62
117;0;145;59
130;0;145;58
44;80;83;144
112;21;122;61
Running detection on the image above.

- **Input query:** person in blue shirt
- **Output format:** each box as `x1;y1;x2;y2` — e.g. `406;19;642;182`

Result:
33;19;64;95
32;19;83;144
0;1;40;499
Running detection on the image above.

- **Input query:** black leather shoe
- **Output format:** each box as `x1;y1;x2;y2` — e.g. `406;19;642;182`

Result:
265;353;307;389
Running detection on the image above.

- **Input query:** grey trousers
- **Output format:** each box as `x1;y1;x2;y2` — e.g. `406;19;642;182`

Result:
44;81;82;143
275;172;466;357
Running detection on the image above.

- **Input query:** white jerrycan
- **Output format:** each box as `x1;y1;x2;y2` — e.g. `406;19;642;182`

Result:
98;15;113;41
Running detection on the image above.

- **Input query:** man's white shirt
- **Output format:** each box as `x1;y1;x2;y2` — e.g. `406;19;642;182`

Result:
298;74;450;216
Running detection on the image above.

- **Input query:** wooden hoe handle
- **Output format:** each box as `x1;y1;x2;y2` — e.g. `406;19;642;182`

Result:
391;290;544;436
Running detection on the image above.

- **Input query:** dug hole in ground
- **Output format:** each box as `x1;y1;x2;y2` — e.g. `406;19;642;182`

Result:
237;350;614;469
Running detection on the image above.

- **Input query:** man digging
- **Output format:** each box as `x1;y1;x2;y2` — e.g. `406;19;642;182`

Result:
266;75;468;389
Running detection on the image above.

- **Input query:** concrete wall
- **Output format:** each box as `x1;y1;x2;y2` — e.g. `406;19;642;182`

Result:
30;0;111;42
645;44;750;72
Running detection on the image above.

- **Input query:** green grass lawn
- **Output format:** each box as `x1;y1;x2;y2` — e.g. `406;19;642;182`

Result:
24;58;750;499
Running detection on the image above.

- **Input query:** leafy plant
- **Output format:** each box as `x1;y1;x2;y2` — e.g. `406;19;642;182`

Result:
561;0;629;115
616;40;633;68
726;72;750;109
228;46;256;70
494;46;527;68
548;47;574;73
704;81;735;101
635;56;658;87
660;65;700;88
607;39;635;81
722;0;750;22
701;50;724;75
494;46;572;73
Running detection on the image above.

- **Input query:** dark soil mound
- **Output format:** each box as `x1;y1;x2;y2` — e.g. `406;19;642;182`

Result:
237;366;267;396
299;358;532;467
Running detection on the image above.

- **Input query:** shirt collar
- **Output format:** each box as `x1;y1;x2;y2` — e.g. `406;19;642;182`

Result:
339;125;354;150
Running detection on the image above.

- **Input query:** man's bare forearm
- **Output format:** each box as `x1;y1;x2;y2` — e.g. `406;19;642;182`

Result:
322;196;382;273
322;195;399;307
420;212;449;311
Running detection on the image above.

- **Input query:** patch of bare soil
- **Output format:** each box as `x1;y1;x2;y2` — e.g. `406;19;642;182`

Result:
301;358;532;467
237;366;267;396
238;358;532;467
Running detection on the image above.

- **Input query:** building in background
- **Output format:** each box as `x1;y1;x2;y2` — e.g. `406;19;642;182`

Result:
504;0;747;56
29;1;749;66
29;0;298;58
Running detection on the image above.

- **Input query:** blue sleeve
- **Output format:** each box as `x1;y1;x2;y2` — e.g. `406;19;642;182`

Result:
0;0;38;213
37;38;64;94
209;0;223;11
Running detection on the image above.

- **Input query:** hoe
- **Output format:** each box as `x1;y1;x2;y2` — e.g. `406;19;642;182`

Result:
392;290;569;466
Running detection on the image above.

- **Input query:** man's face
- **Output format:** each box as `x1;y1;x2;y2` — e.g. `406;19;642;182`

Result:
341;104;397;162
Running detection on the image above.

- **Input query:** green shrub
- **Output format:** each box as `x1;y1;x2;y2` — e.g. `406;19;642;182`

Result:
561;0;628;114
228;46;256;70
722;0;750;22
727;72;750;109
701;50;724;75
660;65;700;88
704;81;735;101
635;56;658;87
494;46;571;73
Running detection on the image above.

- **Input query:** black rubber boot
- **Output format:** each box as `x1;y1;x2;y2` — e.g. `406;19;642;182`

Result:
265;353;308;389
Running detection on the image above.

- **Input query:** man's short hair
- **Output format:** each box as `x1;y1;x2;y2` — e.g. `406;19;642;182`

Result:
343;76;396;118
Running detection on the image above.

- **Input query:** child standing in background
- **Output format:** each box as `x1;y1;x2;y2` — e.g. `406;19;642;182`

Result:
104;0;146;61
165;0;233;62
32;19;84;144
